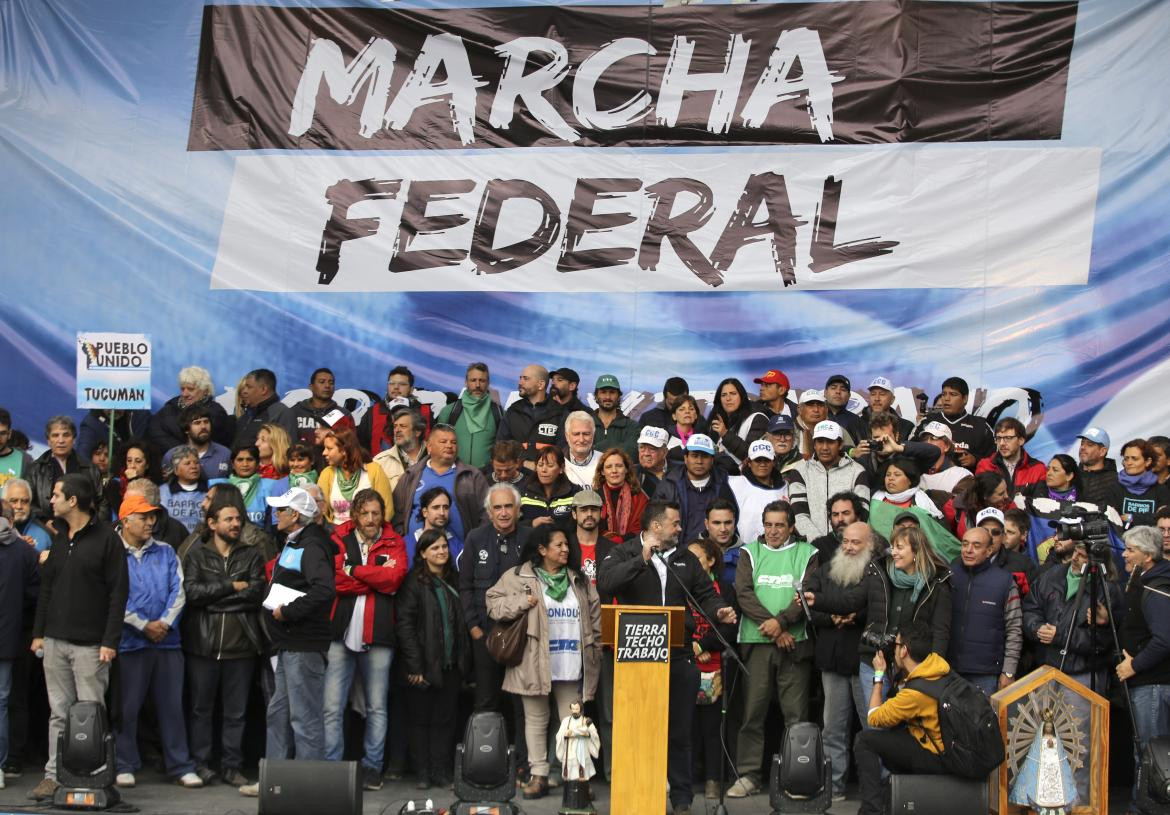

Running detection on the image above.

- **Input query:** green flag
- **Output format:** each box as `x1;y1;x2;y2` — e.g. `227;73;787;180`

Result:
868;500;961;563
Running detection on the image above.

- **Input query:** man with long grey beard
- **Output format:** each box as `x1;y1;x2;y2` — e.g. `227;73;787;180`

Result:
804;521;876;801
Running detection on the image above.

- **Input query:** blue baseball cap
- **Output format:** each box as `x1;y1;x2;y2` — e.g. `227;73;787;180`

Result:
1077;427;1110;447
767;414;795;434
685;434;716;456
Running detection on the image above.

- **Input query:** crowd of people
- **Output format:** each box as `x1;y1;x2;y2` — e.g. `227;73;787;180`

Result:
0;361;1168;815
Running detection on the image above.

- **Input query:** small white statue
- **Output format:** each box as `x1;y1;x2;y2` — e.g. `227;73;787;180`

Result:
555;701;600;783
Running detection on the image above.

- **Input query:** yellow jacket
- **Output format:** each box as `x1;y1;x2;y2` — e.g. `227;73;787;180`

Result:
867;653;950;755
318;463;394;524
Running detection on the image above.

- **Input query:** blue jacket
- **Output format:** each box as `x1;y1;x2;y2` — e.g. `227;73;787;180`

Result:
652;464;738;545
121;539;185;652
948;558;1017;675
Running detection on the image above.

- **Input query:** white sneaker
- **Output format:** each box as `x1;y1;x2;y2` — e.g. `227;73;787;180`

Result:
725;776;758;798
115;773;136;788
176;772;204;788
239;782;260;797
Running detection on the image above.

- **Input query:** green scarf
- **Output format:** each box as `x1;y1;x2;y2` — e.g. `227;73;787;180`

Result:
229;473;260;506
289;470;318;488
334;467;361;501
887;561;927;603
448;392;495;469
459;391;493;434
536;566;570;602
1066;564;1083;600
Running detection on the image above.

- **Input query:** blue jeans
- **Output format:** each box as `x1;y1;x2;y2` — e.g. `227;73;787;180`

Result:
323;642;393;769
268;650;327;761
1130;683;1170;801
961;673;999;697
822;670;866;795
0;659;12;767
856;662;891;726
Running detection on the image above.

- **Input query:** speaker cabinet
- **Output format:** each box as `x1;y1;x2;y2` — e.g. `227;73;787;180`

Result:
258;758;361;815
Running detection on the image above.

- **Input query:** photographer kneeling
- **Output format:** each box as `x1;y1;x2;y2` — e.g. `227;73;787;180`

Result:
854;620;950;815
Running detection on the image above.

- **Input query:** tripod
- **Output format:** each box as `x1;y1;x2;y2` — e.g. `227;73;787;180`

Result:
1057;543;1143;795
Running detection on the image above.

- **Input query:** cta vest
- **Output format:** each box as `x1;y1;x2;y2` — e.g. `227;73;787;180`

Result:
738;539;816;644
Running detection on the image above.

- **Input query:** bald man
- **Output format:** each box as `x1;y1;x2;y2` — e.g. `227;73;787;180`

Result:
496;364;567;465
947;527;1022;696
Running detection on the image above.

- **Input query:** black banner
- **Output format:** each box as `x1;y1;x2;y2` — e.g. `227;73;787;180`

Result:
189;1;1078;152
615;612;670;663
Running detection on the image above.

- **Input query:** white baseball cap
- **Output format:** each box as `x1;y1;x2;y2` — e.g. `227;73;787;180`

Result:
637;426;669;448
798;389;826;405
812;420;842;441
266;487;319;517
748;439;775;460
685;434;717;456
868;376;894;392
976;507;1005;527
921;421;952;441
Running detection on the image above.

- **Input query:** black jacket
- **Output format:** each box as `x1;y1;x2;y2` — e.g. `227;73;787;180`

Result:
1120;559;1170;687
0;525;39;658
805;558;870;675
32;517;129;649
396;570;470;686
914;410;994;464
1023;563;1123;675
495;397;567;460
458;523;530;631
652;465;738;546
148;395;234;456
181;541;267;660
638;403;709;435
597;538;730;643
233;394;291;450
811;556;951;660
266;523;336;652
27;450;106;525
992;546;1039;598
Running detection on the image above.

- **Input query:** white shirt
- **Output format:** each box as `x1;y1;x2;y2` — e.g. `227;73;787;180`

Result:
643;534;669;603
564;450;602;488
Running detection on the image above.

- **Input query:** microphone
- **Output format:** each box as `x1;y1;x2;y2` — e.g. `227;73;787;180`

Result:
653;549;749;677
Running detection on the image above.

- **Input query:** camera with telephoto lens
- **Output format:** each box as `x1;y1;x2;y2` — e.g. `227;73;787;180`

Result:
1053;511;1112;560
861;626;897;653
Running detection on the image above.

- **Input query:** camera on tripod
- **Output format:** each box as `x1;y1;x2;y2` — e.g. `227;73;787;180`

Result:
1052;510;1112;560
860;626;896;654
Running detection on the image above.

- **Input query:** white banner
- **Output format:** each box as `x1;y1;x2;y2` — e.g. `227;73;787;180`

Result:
76;332;152;410
211;145;1100;292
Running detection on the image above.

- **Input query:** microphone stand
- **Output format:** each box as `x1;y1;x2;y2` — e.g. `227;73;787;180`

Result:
654;550;747;815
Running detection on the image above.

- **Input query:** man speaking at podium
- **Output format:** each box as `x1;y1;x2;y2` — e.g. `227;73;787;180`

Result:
599;500;737;815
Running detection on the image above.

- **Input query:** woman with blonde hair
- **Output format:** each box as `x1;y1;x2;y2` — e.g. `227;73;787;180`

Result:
256;423;291;480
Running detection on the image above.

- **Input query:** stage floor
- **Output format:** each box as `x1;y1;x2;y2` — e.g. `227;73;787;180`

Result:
0;769;1138;814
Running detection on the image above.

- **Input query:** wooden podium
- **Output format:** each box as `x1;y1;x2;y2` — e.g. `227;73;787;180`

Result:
601;604;686;815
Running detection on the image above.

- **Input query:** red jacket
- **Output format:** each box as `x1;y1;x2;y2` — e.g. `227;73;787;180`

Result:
975;449;1047;497
329;520;408;648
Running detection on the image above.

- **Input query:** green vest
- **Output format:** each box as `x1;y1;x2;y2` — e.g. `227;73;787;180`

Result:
738;538;816;644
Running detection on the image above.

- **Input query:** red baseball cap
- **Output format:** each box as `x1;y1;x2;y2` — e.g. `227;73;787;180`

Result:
753;370;790;388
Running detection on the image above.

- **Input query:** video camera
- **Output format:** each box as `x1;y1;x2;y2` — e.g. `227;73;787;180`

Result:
1052;510;1112;560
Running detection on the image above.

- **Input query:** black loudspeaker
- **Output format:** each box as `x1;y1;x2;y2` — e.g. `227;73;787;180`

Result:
1137;737;1170;813
769;723;832;813
258;759;361;815
888;773;988;815
452;711;517;811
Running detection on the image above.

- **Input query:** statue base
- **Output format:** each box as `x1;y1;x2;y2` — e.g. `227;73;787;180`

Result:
558;779;596;814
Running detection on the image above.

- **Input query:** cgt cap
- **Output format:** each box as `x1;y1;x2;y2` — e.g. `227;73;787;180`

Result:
748;439;775;460
975;507;1005;527
798;389;826;405
868;376;894;393
637;426;669;448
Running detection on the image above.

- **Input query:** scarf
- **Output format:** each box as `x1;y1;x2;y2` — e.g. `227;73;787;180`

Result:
603;483;634;536
458;391;493;434
258;462;281;480
887;561;927;603
289;470;318;488
874;489;945;520
1047;485;1077;502
1066;564;1083;600
1119;469;1158;494
229;473;260;506
676;424;694;446
334;466;362;501
536;566;570;602
880;486;918;504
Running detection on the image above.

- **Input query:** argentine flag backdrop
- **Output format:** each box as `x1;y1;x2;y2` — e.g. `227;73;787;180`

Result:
2;0;1168;459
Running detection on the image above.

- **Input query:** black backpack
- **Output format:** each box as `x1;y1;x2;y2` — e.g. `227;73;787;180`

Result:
906;673;1005;779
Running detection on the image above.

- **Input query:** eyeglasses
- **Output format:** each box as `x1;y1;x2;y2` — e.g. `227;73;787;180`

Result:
994;435;1019;443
